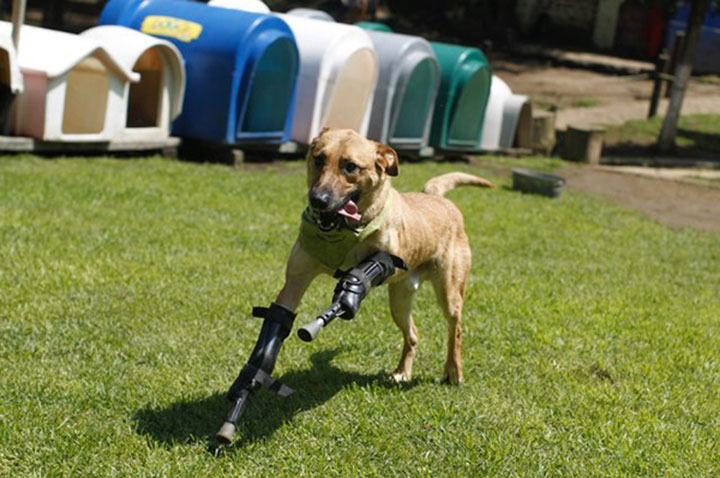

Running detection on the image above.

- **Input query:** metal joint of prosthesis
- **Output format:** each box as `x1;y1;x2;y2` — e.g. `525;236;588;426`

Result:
216;251;407;444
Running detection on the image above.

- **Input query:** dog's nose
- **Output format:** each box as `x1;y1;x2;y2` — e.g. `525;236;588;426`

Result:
309;189;332;210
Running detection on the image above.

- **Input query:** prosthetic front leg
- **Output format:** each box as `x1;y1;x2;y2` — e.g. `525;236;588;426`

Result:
298;251;407;341
333;251;407;319
216;302;296;443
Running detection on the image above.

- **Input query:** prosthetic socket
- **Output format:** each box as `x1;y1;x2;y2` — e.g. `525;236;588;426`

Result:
226;302;297;402
332;251;408;320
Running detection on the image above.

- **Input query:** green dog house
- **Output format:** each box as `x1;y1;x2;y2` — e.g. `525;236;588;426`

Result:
354;21;393;33
429;42;491;152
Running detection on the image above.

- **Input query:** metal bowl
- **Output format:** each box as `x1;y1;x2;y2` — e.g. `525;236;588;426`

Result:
512;168;566;198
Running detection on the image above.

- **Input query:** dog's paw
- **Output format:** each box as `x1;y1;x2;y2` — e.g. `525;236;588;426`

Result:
390;371;411;384
441;373;463;386
443;362;463;386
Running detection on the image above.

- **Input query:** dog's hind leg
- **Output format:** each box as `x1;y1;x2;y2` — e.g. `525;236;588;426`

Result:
388;272;420;383
431;249;470;385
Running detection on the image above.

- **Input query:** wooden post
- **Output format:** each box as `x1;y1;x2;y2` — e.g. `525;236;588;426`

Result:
648;51;669;118
11;0;27;51
531;111;556;156
657;0;709;153
665;31;685;98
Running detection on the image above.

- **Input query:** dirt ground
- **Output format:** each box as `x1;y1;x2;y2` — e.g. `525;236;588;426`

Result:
472;158;720;233
560;165;720;232
493;57;720;129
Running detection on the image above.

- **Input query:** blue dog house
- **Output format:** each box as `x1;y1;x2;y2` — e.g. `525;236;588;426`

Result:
100;0;299;145
665;2;720;75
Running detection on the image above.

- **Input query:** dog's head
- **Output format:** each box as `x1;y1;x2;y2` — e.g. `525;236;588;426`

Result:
306;128;398;223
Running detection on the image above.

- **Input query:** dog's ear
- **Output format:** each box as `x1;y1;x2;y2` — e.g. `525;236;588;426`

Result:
375;144;399;177
310;127;332;153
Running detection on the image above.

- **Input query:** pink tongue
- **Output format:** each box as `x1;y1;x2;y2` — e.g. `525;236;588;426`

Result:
337;200;362;222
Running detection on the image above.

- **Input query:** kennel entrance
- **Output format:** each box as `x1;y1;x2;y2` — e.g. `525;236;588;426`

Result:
62;56;109;135
127;47;164;128
390;58;437;145
0;41;21;132
237;36;298;140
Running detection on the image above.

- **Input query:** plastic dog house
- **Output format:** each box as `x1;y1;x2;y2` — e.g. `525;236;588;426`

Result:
276;16;378;144
0;34;23;132
208;0;270;14
100;0;299;145
211;2;379;145
0;21;137;142
429;42;492;152
286;8;335;22
81;26;185;143
355;22;393;33
481;75;532;151
357;28;439;150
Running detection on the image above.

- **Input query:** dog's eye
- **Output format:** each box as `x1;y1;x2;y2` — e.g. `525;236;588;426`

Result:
314;154;325;168
344;162;360;174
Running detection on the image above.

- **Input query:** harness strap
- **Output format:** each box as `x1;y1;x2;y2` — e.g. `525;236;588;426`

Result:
252;302;296;336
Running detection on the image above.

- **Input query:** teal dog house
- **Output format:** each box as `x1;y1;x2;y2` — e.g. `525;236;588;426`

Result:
429;42;492;152
355;22;393;33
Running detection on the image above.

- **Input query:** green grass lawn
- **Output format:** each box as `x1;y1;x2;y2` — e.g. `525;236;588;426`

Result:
1;155;719;476
603;114;720;155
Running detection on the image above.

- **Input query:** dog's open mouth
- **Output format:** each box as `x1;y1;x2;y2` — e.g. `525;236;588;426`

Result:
335;192;361;222
336;198;361;222
315;192;361;229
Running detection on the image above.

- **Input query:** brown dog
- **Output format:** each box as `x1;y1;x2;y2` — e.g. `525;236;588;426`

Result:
273;128;493;384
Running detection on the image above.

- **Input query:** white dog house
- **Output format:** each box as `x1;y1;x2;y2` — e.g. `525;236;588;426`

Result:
0;21;137;142
208;0;270;13
286;8;335;22
81;25;185;143
208;1;379;145
0;34;23;132
481;75;533;151
278;15;378;144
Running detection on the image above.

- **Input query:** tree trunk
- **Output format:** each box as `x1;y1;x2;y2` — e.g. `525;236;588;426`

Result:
657;0;709;152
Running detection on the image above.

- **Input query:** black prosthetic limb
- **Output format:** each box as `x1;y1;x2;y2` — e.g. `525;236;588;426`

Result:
298;251;407;342
216;302;296;443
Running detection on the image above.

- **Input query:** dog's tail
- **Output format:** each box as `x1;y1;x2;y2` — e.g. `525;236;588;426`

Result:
422;172;495;197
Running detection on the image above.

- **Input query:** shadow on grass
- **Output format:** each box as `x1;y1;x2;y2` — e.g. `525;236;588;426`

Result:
133;349;422;451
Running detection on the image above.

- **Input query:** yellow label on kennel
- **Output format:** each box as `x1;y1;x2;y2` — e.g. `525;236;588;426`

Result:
141;16;203;43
